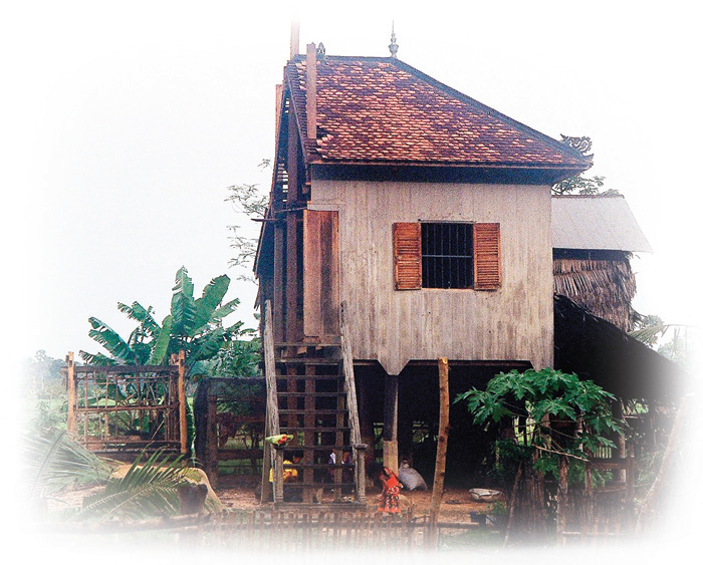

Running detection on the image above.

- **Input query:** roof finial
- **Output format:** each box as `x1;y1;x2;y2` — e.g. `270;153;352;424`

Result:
389;20;399;58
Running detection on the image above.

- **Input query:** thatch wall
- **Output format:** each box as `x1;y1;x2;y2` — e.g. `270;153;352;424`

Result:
553;249;640;332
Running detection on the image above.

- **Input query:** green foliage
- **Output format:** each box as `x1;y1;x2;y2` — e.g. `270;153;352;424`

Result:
80;266;256;377
210;338;262;378
24;429;114;500
79;450;189;521
455;368;625;486
552;172;620;196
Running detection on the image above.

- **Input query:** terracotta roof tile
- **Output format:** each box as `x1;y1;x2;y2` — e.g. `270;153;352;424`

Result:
284;56;590;169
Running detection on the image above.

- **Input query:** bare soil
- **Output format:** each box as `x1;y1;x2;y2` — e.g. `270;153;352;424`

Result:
213;475;503;523
48;474;505;525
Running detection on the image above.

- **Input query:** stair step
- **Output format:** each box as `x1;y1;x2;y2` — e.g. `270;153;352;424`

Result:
278;391;346;398
276;463;355;470
275;481;356;488
275;358;342;365
275;445;352;451
274;342;341;348
280;427;350;432
279;409;346;415
276;374;343;380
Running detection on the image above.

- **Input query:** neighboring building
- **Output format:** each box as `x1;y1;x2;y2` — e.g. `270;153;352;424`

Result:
552;194;653;332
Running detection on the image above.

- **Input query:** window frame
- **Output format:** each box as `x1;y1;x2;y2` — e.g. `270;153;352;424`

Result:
393;221;501;291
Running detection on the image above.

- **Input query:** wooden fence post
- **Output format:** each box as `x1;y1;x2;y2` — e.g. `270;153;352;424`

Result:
176;350;187;455
66;352;75;435
428;357;450;547
206;382;218;489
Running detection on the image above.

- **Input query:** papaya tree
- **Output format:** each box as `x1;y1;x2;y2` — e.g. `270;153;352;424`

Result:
455;368;626;538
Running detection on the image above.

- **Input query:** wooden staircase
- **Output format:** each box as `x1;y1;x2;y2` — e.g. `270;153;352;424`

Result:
262;302;366;507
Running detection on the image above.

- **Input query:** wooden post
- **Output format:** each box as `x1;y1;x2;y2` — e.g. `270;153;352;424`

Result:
556;455;569;545
383;374;399;475
263;301;283;503
429;357;450;547
341;302;366;503
66;352;75;435
176;350;187;455
207;387;218;489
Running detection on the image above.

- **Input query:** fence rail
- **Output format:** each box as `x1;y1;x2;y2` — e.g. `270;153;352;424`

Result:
64;351;187;455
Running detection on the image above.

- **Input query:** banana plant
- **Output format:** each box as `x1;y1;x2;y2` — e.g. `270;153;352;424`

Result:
80;266;254;376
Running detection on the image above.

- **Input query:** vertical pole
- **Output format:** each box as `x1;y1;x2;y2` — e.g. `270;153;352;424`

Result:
429;357;450;547
383;374;399;475
66;352;75;436
341;302;366;503
207;386;219;489
556;455;569;545
177;350;187;455
263;301;283;503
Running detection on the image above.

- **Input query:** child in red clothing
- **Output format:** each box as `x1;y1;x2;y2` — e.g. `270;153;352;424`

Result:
372;464;402;513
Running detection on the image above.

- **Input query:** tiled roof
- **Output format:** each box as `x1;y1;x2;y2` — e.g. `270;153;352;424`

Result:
285;55;591;169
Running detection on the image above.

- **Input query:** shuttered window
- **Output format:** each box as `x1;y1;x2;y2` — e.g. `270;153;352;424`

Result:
393;222;501;291
393;222;422;290
473;223;501;290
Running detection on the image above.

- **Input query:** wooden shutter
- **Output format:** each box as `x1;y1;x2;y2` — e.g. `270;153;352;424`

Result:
473;223;501;290
393;222;422;290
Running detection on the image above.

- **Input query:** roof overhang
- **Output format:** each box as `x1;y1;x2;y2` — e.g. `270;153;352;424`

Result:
554;295;686;401
311;162;585;185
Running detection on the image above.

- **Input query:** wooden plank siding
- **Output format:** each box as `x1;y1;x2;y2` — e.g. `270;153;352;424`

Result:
303;209;340;339
308;180;553;375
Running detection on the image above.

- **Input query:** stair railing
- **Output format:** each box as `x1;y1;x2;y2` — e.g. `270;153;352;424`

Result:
340;301;367;503
262;300;283;503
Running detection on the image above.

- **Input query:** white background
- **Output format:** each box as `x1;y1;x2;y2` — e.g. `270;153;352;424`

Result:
3;1;701;558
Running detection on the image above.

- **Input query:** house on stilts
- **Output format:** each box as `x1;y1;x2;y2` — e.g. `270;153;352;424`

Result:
253;36;684;506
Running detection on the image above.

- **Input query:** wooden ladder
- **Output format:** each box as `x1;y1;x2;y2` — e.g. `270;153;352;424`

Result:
262;302;366;507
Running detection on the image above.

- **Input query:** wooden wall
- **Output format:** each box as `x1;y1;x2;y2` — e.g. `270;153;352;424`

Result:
308;180;554;375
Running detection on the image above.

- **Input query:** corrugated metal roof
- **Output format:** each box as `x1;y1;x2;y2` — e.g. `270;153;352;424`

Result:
552;195;653;253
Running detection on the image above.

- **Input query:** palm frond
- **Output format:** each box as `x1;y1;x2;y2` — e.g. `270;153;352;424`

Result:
79;450;189;521
24;430;114;498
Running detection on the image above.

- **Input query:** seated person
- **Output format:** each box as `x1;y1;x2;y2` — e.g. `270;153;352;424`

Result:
269;450;303;502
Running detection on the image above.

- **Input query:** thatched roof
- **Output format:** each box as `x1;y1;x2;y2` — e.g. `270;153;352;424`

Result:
553;250;640;332
554;295;685;402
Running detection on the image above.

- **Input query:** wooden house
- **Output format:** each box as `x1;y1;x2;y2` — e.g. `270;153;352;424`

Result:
254;41;597;501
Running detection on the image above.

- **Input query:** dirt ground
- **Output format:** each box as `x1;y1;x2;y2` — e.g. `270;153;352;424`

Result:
48;474;505;525
213;475;504;523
